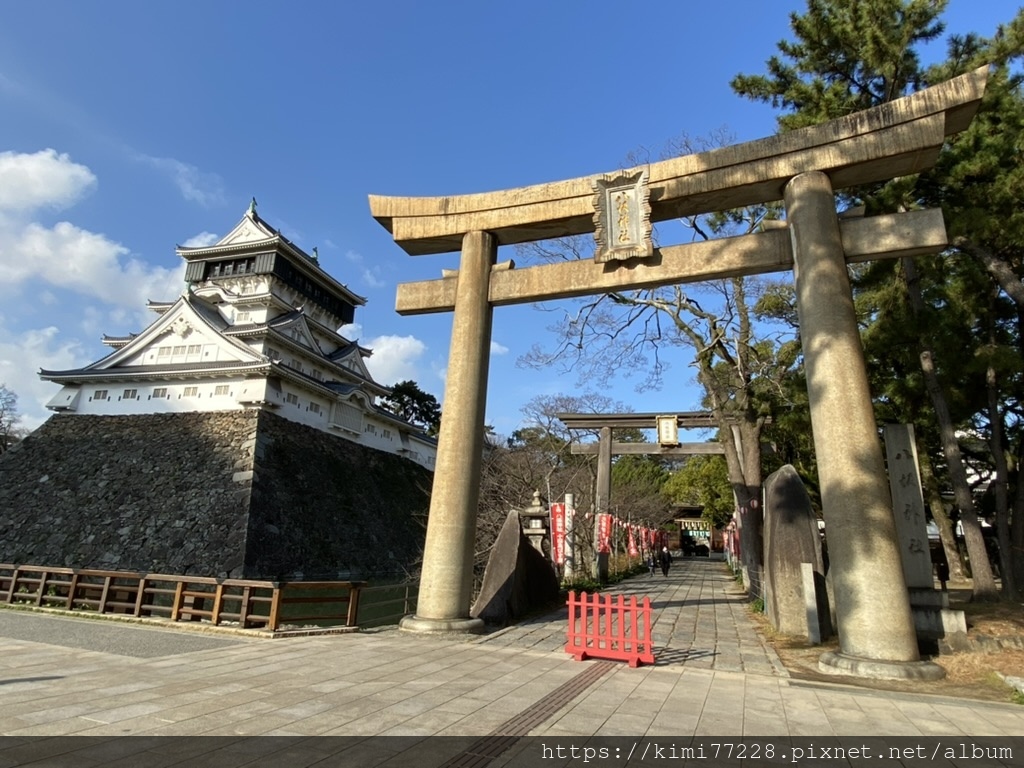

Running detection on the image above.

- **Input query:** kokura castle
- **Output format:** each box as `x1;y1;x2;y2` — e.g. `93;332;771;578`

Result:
0;204;434;578
40;203;437;471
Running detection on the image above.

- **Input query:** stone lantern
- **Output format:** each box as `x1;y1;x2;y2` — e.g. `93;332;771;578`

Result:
518;490;549;556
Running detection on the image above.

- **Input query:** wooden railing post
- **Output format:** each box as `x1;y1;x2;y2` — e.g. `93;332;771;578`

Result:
6;568;19;603
268;586;282;632
211;583;224;626
346;583;362;627
65;573;79;610
34;570;48;606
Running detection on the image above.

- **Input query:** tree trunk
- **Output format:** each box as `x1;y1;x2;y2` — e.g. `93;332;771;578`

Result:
721;413;764;597
1012;459;1024;601
903;257;998;599
985;318;1016;599
986;364;1015;597
1011;308;1024;599
701;366;765;596
916;433;966;582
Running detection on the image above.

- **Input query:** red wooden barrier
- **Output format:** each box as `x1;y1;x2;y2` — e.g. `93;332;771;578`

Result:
565;591;655;667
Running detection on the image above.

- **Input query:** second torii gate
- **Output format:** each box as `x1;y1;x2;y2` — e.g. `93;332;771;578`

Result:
370;67;988;680
557;411;725;581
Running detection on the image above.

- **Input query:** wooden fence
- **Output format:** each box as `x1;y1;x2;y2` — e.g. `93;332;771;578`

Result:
0;564;363;632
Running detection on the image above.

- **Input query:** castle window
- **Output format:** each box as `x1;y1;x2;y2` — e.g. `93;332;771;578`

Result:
157;347;171;360
286;393;299;405
309;402;321;415
214;385;229;396
382;429;392;440
331;402;362;433
123;388;137;400
184;386;199;397
236;311;251;323
94;389;108;400
365;423;377;435
187;344;201;356
153;387;168;398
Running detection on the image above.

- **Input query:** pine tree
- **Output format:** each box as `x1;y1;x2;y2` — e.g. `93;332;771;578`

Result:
732;0;1024;599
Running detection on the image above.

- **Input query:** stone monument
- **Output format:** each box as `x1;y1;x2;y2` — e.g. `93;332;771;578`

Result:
470;508;561;626
763;464;830;641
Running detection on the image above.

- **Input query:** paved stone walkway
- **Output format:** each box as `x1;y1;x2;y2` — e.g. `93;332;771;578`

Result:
472;559;787;677
1;557;1023;755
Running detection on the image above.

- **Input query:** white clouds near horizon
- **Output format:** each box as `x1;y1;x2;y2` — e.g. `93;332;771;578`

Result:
0;321;89;431
0;149;187;429
362;334;427;386
0;149;184;309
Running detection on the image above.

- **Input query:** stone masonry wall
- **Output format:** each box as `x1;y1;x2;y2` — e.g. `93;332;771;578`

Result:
245;410;431;579
0;412;256;576
0;410;431;579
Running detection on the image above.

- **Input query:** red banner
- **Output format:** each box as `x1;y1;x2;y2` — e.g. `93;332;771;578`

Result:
597;513;612;554
550;503;566;565
627;527;638;557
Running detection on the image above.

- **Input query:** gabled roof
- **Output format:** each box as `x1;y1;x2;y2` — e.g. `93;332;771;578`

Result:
40;294;266;381
177;205;281;255
328;340;373;363
264;312;324;355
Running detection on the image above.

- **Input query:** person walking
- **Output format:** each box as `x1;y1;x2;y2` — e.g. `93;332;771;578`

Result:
659;546;672;577
647;553;657;576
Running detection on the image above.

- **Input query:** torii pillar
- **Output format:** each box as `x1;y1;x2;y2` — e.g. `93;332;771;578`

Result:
786;173;935;678
399;231;495;633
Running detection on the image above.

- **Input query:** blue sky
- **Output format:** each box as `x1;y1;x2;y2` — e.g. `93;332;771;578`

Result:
0;1;1014;436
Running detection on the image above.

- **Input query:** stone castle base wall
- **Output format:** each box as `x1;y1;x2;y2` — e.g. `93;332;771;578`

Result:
0;411;430;579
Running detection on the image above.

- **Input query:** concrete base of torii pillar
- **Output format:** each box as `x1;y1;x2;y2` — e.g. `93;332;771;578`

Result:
785;172;943;681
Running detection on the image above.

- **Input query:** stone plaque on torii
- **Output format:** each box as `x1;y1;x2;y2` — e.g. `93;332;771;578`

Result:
369;67;988;681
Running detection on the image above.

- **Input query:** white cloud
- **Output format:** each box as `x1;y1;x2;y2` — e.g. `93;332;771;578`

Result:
136;154;225;207
0;322;90;431
491;340;509;355
0;150;185;310
0;219;184;308
362;334;426;385
0;148;95;214
182;231;219;248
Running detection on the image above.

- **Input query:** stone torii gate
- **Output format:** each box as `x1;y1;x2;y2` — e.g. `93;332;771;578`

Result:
369;67;987;680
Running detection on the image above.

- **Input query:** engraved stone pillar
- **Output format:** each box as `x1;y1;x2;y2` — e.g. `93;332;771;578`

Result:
785;172;942;680
400;231;495;634
595;426;611;582
883;423;934;590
